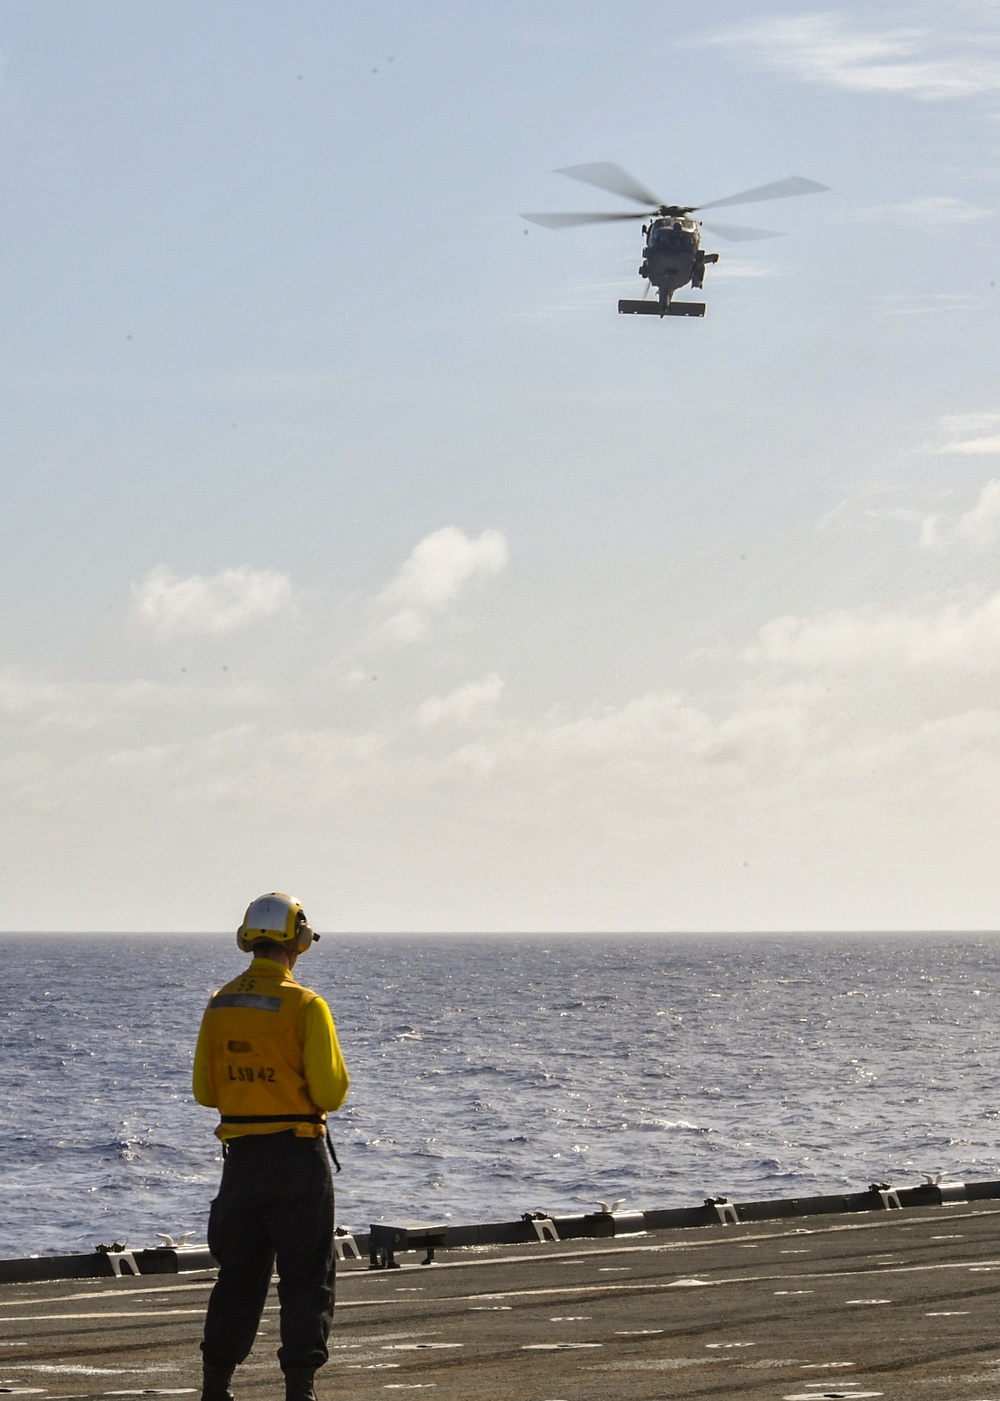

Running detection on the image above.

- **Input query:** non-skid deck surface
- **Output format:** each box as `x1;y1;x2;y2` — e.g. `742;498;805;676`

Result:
4;1205;1000;1401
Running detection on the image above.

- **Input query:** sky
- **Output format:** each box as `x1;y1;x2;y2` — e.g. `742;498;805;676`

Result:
1;0;998;933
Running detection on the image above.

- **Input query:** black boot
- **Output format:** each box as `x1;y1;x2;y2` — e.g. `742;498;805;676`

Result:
283;1368;317;1401
201;1364;235;1401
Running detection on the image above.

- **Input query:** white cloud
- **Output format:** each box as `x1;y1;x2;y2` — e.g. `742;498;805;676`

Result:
373;527;508;642
934;413;1000;455
131;564;293;637
695;13;1000;101
747;593;1000;669
10;632;1000;929
710;260;778;279
0;669;269;731
853;196;993;225
951;484;1000;548
877;292;982;316
417;674;504;726
534;682;825;774
921;479;1000;551
541;692;711;757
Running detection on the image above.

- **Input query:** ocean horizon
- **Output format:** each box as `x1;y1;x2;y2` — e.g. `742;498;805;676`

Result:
3;931;998;1258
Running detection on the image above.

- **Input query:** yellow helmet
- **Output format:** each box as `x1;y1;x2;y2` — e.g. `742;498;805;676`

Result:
237;892;319;954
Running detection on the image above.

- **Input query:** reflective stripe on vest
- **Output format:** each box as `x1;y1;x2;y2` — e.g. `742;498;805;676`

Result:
210;993;282;1012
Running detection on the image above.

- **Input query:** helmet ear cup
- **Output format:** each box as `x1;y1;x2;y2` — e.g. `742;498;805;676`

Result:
293;918;318;954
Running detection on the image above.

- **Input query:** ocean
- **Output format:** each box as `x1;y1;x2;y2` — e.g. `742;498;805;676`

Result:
2;932;998;1259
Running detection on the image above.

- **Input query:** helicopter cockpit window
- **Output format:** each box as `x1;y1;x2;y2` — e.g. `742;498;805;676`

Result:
655;225;684;247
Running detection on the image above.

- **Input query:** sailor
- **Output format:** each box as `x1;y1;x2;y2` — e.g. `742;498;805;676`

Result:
193;893;350;1401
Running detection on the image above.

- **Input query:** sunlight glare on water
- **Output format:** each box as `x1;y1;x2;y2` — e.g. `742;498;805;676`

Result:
1;933;998;1256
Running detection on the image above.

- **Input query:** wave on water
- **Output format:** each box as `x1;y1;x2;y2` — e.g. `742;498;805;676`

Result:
1;932;1000;1256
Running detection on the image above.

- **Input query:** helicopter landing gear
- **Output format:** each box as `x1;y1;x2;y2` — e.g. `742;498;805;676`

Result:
692;250;718;289
694;251;719;288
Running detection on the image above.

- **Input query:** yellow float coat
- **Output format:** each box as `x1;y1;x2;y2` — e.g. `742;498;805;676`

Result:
193;957;349;1141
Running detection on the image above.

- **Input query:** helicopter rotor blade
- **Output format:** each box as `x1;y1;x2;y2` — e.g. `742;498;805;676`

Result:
554;162;663;208
701;221;783;242
521;211;647;229
642;279;652;300
695;176;829;213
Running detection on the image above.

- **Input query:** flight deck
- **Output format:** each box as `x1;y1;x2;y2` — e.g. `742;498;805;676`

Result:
3;1201;1000;1401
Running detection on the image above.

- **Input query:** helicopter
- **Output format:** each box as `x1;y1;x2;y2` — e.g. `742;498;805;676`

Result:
522;163;829;317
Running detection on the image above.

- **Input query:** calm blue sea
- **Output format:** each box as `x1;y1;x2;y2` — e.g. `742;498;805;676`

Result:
2;933;999;1258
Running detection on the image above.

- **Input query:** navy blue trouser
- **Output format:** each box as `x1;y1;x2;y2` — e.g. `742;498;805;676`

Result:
202;1132;335;1372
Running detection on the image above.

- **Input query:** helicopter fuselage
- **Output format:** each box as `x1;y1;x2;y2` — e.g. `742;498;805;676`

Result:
639;214;713;310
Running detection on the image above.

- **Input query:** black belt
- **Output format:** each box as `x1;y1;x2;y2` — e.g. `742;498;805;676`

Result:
221;1114;341;1172
221;1113;325;1124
